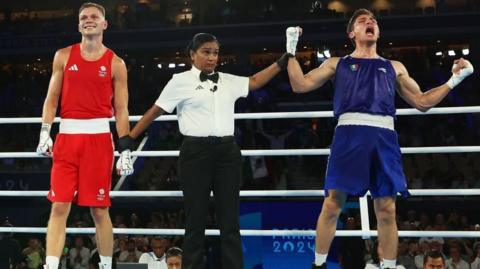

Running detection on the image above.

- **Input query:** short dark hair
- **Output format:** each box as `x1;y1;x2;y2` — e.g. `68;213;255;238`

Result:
166;247;182;260
346;8;376;34
186;33;219;55
79;2;106;17
151;236;167;245
423;250;445;265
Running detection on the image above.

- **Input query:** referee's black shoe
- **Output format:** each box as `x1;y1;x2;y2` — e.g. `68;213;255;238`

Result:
311;264;326;269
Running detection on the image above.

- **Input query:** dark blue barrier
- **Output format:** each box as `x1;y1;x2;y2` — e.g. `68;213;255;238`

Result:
0;172;49;190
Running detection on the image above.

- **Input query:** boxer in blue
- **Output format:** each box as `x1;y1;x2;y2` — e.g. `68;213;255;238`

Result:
283;8;474;269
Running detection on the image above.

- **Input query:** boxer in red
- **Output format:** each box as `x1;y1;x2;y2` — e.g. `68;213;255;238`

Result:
36;2;134;269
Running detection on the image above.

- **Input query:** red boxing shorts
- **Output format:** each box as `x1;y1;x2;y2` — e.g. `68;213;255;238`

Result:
48;119;114;207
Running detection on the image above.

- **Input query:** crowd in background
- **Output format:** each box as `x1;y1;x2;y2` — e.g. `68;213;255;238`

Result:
1;1;480;268
0;47;479;191
3;206;480;268
1;0;480;36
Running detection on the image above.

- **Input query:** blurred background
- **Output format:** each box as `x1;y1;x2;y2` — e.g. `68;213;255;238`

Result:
0;0;480;268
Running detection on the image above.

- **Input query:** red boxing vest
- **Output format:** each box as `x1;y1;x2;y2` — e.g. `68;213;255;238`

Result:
61;43;114;119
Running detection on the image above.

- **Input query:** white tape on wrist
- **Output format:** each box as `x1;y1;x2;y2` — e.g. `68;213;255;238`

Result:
446;61;474;89
286;27;300;55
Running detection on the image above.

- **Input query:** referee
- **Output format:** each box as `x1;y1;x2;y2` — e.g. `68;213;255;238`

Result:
127;33;290;269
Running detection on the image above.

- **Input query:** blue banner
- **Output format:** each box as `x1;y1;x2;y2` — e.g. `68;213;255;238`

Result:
240;200;342;269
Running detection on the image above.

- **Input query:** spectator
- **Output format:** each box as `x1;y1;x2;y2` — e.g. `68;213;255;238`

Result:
0;220;23;269
398;239;416;269
113;238;127;261
429;238;445;253
113;214;126;228
432;214;448;231
408;241;420;262
248;155;270;189
69;236;90;269
403;210;420;230
445;244;469;269
139;237;168;269
118;239;142;262
147;212;164;228
423;250;445;269
113;1;134;29
60;244;70;269
129;213;143;228
415;238;445;269
135;236;150;253
418;213;433;231
165;247;182;269
471;242;480;269
23;237;45;269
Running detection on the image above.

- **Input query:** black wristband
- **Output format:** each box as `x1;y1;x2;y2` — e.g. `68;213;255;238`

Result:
118;135;135;152
276;53;294;70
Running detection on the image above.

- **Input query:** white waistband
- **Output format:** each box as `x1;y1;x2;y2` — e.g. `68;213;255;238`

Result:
59;118;110;134
337;112;394;130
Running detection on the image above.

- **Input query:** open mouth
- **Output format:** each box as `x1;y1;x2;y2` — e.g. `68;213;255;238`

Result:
366;26;374;36
83;25;96;29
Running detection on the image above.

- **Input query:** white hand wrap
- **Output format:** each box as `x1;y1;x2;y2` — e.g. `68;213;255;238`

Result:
286;27;301;55
116;150;134;176
36;123;53;156
446;60;474;89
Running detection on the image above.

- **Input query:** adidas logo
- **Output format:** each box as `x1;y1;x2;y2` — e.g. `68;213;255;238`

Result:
68;64;79;71
378;67;387;73
195;85;204;90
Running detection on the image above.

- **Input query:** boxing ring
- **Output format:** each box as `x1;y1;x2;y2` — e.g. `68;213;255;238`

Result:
1;106;480;240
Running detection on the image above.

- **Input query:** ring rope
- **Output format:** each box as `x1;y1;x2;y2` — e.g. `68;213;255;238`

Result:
1;189;479;197
0;227;478;238
1;107;479;240
1;106;480;124
2;146;480;159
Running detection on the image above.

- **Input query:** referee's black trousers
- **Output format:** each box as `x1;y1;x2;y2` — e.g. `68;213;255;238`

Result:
178;136;243;269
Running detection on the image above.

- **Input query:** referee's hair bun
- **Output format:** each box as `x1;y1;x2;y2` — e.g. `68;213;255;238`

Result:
185;33;220;55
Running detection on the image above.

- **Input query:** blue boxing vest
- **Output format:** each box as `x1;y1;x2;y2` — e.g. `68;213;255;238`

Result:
333;55;397;118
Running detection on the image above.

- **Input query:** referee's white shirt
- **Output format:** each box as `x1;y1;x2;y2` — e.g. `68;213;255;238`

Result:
138;252;167;269
155;65;249;137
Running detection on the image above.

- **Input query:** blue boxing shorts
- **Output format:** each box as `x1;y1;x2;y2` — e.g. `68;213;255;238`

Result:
325;124;409;198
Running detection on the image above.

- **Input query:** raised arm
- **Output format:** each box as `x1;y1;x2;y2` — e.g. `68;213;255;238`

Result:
248;60;282;91
283;26;337;93
393;58;474;112
287;57;338;93
130;104;165;139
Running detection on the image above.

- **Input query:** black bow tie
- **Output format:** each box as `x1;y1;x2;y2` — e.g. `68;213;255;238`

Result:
200;72;219;83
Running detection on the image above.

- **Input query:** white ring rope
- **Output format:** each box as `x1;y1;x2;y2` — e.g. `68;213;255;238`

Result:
0;227;479;238
1;189;480;197
1;107;479;239
2;146;480;158
1;106;480;124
